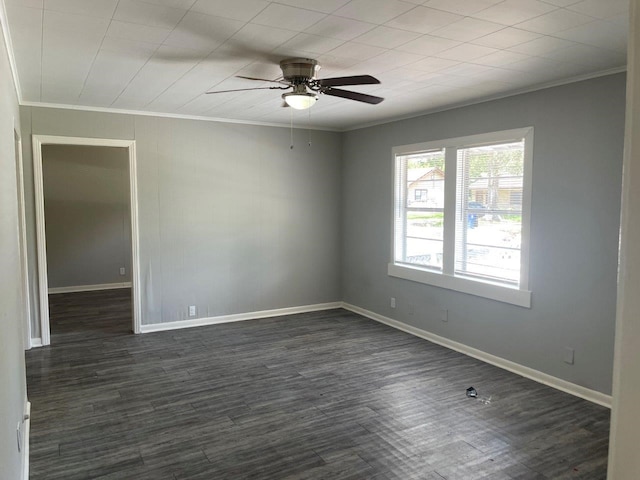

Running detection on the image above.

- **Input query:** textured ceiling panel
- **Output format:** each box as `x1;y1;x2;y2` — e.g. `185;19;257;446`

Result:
3;0;629;130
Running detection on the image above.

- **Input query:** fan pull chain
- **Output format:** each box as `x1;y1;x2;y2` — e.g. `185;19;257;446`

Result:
308;108;312;147
290;107;294;150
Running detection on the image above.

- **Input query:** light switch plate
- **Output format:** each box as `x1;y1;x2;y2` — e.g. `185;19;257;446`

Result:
564;347;575;365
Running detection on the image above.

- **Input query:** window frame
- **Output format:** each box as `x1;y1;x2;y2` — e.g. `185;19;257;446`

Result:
389;127;533;308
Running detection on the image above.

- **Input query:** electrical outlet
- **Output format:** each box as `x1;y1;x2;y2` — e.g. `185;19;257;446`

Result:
119;267;126;276
390;297;396;309
188;305;197;317
440;308;448;322
564;347;575;365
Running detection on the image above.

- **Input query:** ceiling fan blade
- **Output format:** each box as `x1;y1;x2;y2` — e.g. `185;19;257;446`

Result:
206;86;286;94
322;88;384;105
317;75;381;87
236;75;290;85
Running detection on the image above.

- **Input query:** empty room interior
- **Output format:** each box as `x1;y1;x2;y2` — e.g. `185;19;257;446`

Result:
1;0;639;479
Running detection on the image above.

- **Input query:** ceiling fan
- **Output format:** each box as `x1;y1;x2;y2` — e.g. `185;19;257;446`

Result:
206;58;384;110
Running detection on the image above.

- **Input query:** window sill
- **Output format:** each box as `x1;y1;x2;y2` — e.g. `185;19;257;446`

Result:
388;263;531;308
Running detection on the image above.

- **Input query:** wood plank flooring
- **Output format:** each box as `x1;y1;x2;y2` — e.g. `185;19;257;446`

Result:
48;288;133;345
27;291;610;479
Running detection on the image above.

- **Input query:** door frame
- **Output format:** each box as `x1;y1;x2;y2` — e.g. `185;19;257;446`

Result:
14;126;31;349
32;135;141;345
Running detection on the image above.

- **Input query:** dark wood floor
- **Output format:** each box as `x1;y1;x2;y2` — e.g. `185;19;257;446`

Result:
48;288;133;345
27;290;610;479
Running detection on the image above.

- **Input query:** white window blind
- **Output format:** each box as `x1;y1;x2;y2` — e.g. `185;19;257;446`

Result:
455;141;524;284
394;149;445;270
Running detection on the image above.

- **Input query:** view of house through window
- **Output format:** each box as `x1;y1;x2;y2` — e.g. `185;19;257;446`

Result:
395;149;445;270
455;141;524;284
392;128;532;303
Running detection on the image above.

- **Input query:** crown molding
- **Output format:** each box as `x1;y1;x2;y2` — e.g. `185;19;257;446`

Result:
345;66;628;132
19;100;341;132
14;67;629;134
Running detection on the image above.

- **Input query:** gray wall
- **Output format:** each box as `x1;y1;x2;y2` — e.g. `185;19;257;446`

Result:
341;73;626;395
43;145;132;289
21;108;343;337
0;20;28;480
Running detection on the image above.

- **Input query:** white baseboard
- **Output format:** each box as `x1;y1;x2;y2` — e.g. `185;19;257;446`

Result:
29;296;611;407
140;302;343;333
48;282;132;294
22;401;30;480
342;302;612;408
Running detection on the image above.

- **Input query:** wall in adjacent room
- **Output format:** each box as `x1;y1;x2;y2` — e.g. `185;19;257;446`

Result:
42;145;131;289
21;107;343;337
341;73;626;396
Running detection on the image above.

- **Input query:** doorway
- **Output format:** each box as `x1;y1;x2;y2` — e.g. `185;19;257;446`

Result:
32;136;141;345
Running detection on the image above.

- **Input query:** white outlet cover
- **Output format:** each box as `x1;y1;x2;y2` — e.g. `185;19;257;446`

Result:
188;305;197;317
390;297;396;308
564;347;575;365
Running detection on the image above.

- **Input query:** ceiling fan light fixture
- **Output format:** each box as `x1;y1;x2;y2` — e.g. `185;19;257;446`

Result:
282;92;318;110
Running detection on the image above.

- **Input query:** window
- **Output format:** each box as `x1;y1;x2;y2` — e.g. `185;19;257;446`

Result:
414;189;428;202
390;128;533;307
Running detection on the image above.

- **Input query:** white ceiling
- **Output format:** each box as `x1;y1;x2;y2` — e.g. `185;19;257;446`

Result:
2;0;628;130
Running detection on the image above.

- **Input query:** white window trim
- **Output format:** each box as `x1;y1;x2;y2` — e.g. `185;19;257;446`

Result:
389;127;534;308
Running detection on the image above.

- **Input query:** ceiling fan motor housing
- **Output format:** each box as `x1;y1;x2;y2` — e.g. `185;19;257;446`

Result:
280;58;319;85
